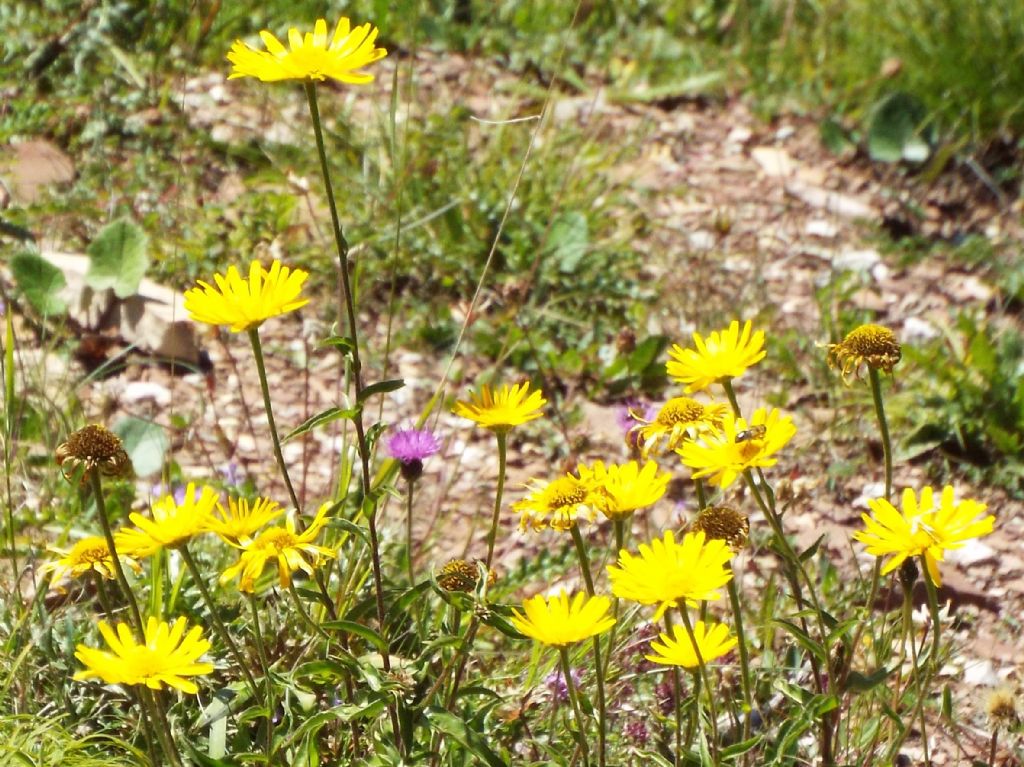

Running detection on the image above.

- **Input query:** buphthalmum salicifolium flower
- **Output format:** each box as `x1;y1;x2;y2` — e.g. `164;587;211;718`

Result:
227;17;387;84
646;620;738;669
677;407;796;489
853;485;994;586
666;319;766;393
826;323;902;382
74;616;214;694
630;396;728;459
55;424;132;481
204;496;283;546
690;505;750;553
511;590;615;647
608;530;734;620
220;502;336;592
576;460;670;520
453;382;546;433
116;482;219;558
514;474;596;532
183;260;310;333
39;536;141;587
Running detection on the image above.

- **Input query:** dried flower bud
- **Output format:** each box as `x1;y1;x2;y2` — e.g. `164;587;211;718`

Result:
826;324;902;382
691;505;750;552
437;558;496;593
55;424;132;482
985;686;1020;727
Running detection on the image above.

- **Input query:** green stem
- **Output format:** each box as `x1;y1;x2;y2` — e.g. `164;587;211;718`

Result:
178;544;260;697
140;687;182;767
247;327;300;513
726;571;753;744
569;524;605;766
722;379;742;417
484;432;508;571
287;582;332;643
88;468;144;639
405;479;417;586
679;608;720;759
249;593;276;764
694;478;708;511
600;518;627;680
559;647;591;767
868;368;894;502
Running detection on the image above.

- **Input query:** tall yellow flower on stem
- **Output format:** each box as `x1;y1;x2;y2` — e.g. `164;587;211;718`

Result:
453;382;546;434
514;474;596;532
184;260;309;333
666;319;766;393
74;616;214;694
826;323;902;382
204;496;283;546
630;397;728;459
39;536;140;587
228;17;387;84
608;530;734;620
115;483;218;558
511;590;615;647
677;407;796;489
577;460;670;520
645;620;738;669
854;485;994;586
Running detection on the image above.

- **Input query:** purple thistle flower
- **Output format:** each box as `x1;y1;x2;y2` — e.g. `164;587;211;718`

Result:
386;427;441;482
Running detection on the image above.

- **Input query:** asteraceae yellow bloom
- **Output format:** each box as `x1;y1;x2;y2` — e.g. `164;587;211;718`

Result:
74;616;214;694
666;320;766;393
116;483;218;558
453;382;546;433
227;17;387;84
39;536;141;587
205;496;283;546
183;260;309;333
677;408;796;489
437;559;496;593
646;621;738;669
220;502;335;592
511;590;615;647
631;397;728;459
608;531;734;620
514;475;595;532
690;505;750;552
826;324;901;382
577;460;670;520
55;424;132;482
853;485;994;586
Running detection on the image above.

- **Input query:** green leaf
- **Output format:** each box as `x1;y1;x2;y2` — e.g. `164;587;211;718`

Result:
845;665;894;693
11;250;66;316
319;620;388;654
358;378;405;404
545;211;589;274
720;735;762;758
867;91;931;164
319;335;354;355
799;534;826;562
112;416;167;477
771;618;825;660
85;219;149;298
284;406;359;442
421;707;507;767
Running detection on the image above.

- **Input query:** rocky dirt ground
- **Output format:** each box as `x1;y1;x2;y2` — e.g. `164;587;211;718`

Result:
6;48;1023;764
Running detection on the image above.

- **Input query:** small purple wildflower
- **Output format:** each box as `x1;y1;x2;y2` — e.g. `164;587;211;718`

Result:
386;427;441;482
544;667;583;704
624;720;649;746
617;399;656;449
220;461;242;488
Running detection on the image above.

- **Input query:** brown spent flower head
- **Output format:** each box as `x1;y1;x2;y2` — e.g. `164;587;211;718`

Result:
690;505;750;552
55;425;132;482
985;687;1020;727
437;559;496;592
826;324;902;381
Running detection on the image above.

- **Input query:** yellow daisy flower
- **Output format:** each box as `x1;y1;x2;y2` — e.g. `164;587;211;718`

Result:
39;536;141;587
204;496;284;546
826;323;902;382
453;382;546;433
74;616;214;694
514;475;595;532
666;319;766;393
115;483;218;558
853;485;994;586
631;396;728;459
577;460;670;520
183;260;310;333
227;17;387;84
677;407;796;489
511;590;615;647
608;531;733;620
220;502;336;592
645;620;738;669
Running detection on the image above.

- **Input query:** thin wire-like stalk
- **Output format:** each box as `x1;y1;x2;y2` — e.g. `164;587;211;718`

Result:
249;593;276;764
287;582;333;643
178;545;259;697
570;524;606;767
483;432;508;570
405;478;417;586
88;468;144;638
559;646;591;767
140;686;182;767
868;368;894;502
679;608;720;759
726;570;753;745
247;327;300;513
